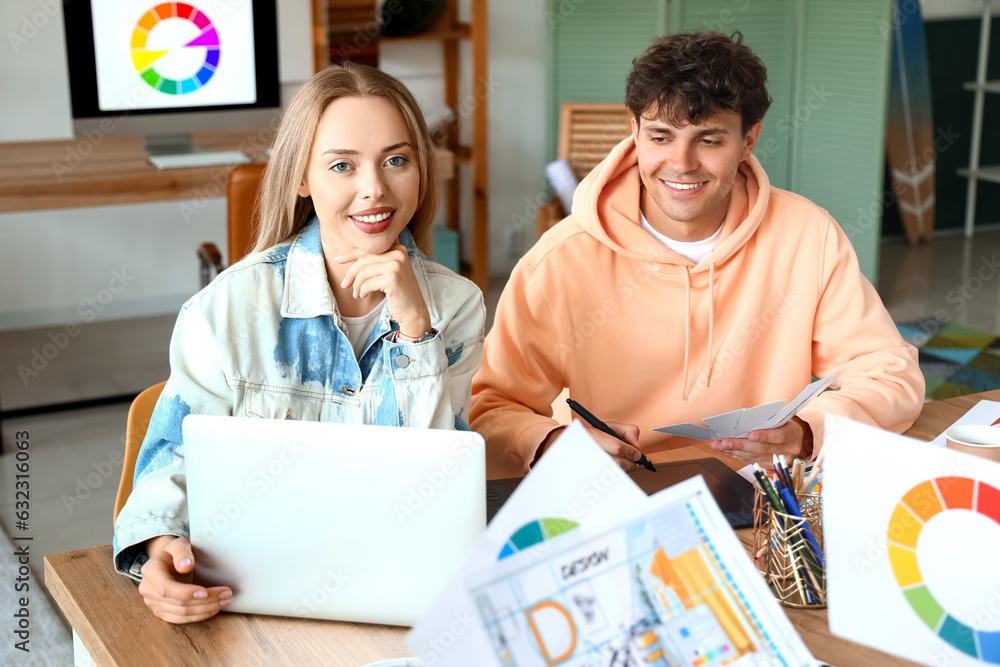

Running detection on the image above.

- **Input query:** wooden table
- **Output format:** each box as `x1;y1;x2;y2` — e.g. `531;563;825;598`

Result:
46;391;995;666
45;545;410;666
0;132;454;213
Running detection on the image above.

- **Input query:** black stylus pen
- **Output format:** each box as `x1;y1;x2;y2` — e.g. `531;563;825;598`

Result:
566;398;656;472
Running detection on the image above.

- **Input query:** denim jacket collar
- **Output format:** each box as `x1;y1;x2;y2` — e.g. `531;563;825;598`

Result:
280;216;439;324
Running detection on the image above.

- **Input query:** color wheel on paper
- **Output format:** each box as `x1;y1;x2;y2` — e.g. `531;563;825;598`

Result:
131;3;219;94
887;476;1000;663
498;518;579;560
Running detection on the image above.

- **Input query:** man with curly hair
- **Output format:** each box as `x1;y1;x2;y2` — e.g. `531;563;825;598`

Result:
472;31;923;476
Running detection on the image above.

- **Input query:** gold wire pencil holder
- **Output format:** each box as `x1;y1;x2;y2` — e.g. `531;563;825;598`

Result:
752;486;826;609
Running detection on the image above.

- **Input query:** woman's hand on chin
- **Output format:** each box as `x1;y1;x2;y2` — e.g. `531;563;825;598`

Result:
335;245;432;338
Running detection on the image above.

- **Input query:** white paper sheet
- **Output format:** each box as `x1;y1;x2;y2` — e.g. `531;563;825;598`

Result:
654;373;842;441
824;416;1000;666
732;400;786;438
406;422;648;666
652;422;722;440
462;476;815;666
703;408;745;439
756;374;842;431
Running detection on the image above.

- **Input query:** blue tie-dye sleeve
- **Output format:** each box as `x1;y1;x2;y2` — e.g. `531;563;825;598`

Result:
133;394;191;486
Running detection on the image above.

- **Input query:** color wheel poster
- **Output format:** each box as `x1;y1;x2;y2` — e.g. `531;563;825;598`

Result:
825;416;1000;666
464;477;813;667
88;0;258;111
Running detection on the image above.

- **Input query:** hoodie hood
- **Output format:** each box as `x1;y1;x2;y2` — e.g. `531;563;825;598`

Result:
569;136;771;399
571;135;770;271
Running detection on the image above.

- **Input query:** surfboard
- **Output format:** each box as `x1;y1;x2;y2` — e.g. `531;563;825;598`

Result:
886;0;936;244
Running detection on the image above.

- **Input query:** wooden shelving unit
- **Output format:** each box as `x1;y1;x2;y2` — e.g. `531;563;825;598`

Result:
311;0;490;290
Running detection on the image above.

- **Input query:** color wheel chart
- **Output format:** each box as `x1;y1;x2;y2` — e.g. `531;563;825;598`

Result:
497;518;578;560
887;476;1000;663
131;3;219;95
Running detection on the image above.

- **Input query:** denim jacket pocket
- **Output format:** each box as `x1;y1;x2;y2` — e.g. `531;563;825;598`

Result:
242;387;324;421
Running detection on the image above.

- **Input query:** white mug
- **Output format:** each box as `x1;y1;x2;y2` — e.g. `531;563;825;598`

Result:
944;425;1000;463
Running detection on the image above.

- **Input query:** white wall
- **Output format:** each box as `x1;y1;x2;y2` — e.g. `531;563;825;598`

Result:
0;0;73;141
379;0;546;278
0;0;314;331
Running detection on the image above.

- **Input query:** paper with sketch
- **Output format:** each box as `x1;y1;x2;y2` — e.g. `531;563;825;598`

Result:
926;399;1000;447
654;373;842;440
824;415;1000;666
463;476;815;666
406;422;648;666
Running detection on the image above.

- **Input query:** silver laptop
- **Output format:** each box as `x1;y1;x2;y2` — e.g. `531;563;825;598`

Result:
183;414;485;626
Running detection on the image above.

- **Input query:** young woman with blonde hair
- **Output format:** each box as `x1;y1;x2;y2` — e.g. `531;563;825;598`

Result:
113;63;485;623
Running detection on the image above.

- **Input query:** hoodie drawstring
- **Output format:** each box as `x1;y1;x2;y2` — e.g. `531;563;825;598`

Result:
705;263;716;389
681;263;717;401
682;268;691;400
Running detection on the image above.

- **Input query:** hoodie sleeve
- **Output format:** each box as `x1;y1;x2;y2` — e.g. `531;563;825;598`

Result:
471;260;566;477
795;216;925;454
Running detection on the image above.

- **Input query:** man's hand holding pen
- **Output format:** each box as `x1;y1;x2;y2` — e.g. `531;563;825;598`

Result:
535;420;646;472
580;419;645;472
532;399;655;472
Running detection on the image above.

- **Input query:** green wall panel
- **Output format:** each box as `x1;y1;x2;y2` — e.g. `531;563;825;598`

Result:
670;0;795;190
793;0;892;283
546;0;665;160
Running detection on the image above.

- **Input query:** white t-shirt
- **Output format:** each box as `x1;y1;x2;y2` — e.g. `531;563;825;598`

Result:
640;211;723;264
341;300;385;359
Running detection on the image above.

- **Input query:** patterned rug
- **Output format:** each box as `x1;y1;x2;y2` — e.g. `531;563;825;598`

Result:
896;316;1000;400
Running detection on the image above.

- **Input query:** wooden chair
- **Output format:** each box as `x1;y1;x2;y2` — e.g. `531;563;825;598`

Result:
196;162;266;287
536;104;633;238
113;381;166;526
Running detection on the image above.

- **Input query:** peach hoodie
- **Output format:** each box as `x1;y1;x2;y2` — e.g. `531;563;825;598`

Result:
471;137;924;477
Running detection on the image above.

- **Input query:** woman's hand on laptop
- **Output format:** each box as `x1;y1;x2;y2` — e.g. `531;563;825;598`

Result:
138;535;233;623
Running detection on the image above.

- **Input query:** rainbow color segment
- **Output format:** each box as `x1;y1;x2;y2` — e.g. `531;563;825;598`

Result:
887;477;1000;663
498;518;579;560
131;3;219;95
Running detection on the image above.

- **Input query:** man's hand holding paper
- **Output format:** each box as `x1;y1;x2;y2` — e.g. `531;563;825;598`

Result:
655;373;840;466
710;415;814;466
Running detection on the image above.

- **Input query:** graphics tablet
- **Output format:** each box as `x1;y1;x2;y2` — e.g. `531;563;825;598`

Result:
487;457;754;528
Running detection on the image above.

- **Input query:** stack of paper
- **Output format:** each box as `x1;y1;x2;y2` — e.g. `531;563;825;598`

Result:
408;423;816;666
654;373;841;441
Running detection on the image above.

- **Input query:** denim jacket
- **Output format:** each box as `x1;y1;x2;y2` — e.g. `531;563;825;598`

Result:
113;218;485;579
